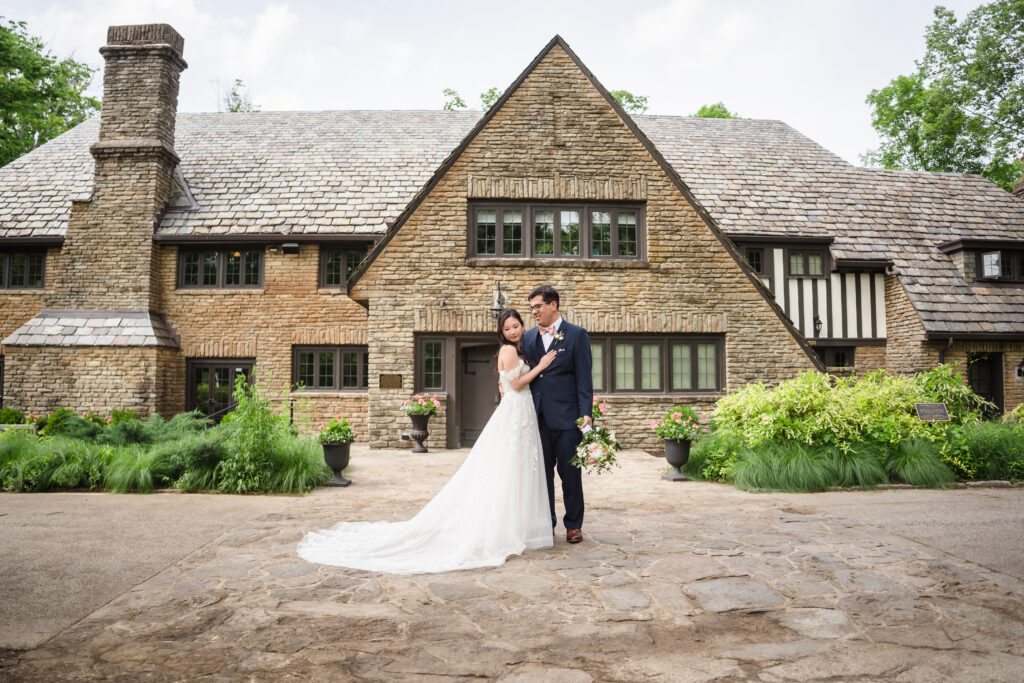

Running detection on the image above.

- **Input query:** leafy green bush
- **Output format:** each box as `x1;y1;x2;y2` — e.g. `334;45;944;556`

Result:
887;439;954;487
685;430;741;481
0;407;25;425
40;408;81;437
265;432;331;493
951;421;1024;480
109;409;140;426
105;445;179;493
167;430;232;491
218;372;281;493
98;418;151;446
0;433;110;492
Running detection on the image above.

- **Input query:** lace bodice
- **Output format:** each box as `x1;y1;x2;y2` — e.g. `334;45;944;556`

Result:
498;359;531;396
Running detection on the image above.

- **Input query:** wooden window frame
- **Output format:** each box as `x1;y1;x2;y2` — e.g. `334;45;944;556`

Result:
590;335;724;394
318;245;368;289
416;337;447;392
177;246;264;290
291;345;368;392
0;250;46;290
786;249;827;279
744;247;765;275
975;249;1024;283
185;358;254;418
468;201;646;261
815;346;855;368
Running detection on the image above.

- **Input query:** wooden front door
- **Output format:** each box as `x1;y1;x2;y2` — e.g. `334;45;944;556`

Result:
967;352;1004;415
459;344;500;446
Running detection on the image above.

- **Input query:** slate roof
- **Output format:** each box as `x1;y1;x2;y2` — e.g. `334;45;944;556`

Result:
2;310;179;348
1;111;1022;337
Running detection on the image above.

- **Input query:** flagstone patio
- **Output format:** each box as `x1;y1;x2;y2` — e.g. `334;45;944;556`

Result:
2;447;1023;681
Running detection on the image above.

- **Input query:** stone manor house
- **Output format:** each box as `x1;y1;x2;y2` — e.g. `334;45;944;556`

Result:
1;24;1022;449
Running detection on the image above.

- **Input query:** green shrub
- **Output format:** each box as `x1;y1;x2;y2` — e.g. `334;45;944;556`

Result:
168;430;232;492
830;442;887;489
49;440;110;489
0;407;25;425
109;409;140;426
217;372;280;493
0;434;110;492
263;432;331;493
685;430;741;481
954;421;1024;480
887;439;954;488
98;418;151;446
40;408;80;437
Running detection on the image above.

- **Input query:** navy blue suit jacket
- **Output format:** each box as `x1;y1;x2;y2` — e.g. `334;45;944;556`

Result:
523;319;594;431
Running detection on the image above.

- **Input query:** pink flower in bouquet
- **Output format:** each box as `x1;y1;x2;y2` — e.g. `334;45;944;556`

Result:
599;403;607;413
588;455;597;464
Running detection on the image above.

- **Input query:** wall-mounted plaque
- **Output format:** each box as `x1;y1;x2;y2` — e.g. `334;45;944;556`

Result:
915;403;949;421
379;374;403;390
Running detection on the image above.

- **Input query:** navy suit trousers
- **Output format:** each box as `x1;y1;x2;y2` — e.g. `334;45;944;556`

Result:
538;414;584;530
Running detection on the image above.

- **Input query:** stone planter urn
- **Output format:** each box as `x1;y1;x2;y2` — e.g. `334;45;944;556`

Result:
322;442;352;487
409;414;430;453
662;438;691;481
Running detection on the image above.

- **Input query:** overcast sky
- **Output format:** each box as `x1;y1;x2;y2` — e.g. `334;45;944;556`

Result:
2;0;987;165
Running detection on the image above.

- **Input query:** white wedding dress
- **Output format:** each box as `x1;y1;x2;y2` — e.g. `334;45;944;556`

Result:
297;359;553;574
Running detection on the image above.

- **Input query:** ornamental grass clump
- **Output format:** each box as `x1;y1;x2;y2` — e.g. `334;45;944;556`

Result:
105;445;178;493
886;439;954;487
685;430;742;481
733;441;838;493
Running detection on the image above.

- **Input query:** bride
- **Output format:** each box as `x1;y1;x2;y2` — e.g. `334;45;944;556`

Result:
297;309;558;574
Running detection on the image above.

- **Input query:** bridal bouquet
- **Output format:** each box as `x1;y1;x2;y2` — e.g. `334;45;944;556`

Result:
572;416;621;475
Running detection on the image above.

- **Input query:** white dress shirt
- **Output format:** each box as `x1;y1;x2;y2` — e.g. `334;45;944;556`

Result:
541;316;563;351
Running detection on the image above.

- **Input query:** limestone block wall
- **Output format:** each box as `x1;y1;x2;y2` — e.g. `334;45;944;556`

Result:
884;275;934;373
4;346;180;416
154;243;370;437
354;44;817;450
854;344;887;372
0;247;59;354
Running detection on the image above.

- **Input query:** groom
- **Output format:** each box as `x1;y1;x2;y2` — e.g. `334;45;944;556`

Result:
522;285;593;544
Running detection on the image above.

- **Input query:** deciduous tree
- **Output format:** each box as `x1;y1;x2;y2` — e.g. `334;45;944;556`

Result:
864;1;1024;191
693;102;740;119
0;18;100;167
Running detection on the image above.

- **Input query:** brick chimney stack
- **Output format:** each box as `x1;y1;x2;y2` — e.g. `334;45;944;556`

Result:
49;24;187;310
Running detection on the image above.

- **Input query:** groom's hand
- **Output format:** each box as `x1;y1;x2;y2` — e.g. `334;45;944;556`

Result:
579;416;593;430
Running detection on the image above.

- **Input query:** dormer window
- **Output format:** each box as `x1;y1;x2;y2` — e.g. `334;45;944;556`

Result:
976;249;1023;282
788;250;825;278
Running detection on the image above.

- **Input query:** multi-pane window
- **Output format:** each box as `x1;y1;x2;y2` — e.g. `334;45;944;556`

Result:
320;246;368;287
292;346;368;391
788;250;825;277
977;250;1024;282
423;341;443;390
592;337;723;393
745;248;764;275
470;203;644;260
0;251;45;289
179;248;262;289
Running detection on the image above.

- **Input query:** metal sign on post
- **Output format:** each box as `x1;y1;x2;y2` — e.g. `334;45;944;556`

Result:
915;403;950;421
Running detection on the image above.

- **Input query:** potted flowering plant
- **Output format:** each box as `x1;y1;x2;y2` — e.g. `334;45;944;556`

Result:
401;393;439;452
319;415;355;487
651;405;701;481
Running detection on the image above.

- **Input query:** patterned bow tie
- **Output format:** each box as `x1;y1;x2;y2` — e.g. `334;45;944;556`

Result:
538;325;557;336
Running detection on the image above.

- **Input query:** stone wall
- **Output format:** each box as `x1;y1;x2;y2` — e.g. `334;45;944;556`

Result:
0;247;58;355
353;44;817;450
154;243;371;436
884;275;934;373
944;341;1024;414
3;346;180;416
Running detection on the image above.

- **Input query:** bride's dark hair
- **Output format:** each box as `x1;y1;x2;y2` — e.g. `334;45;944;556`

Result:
497;308;527;361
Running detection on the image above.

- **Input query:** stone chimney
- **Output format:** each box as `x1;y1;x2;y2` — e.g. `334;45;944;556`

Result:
49;24;187;310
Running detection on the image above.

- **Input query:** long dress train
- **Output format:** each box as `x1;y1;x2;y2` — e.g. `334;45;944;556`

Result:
297;359;552;574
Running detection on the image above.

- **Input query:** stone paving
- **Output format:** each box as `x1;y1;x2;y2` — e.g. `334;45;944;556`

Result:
4;447;1024;681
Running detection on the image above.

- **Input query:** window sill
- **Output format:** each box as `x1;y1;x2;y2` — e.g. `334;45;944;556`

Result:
597;391;725;399
466;257;648;269
0;288;46;294
175;288;264;294
316;287;350;296
289;390;368;397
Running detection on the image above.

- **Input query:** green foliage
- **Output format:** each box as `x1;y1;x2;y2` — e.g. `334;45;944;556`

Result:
39;408;101;439
442;87;466;111
318;415;355;444
863;1;1024;191
733;442;836;493
611;90;648;114
109;409;140;425
1005;403;1024;425
887;438;954;487
651;405;700;441
0;407;25;424
217;371;280;493
830;442;888;489
0;18;101;167
0;433;110;491
105;445;178;493
264;432;331;493
168;430;231;491
480;87;503;110
223;78;260;112
952;420;1024;480
685;430;741;481
693;102;740;118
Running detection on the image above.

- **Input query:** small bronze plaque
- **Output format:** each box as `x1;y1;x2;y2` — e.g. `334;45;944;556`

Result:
379;374;403;390
915;403;950;421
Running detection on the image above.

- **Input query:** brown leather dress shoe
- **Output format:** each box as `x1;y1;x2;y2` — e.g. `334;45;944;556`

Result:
566;528;583;544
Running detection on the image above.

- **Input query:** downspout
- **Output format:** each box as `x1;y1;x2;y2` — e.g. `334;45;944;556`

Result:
938;336;954;364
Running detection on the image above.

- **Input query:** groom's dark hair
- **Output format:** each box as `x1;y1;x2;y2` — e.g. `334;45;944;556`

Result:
528;285;559;308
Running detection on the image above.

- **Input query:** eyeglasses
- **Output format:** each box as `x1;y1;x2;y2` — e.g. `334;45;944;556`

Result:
528;303;548;312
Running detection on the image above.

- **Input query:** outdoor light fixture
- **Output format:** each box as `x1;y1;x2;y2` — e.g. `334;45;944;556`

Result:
282;242;300;255
813;315;823;336
489;281;506;320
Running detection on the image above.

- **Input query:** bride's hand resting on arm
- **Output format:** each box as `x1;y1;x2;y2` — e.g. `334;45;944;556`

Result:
499;346;557;393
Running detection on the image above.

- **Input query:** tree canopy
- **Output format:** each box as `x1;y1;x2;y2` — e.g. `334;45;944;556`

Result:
223;78;260;112
610;90;648;114
864;0;1024;191
693;102;740;119
0;18;100;167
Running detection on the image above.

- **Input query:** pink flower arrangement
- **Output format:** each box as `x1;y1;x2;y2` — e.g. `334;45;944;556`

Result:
652;405;701;441
401;393;439;417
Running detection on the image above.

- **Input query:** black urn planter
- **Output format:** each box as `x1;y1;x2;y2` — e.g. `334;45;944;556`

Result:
322;442;352;487
409;414;431;453
662;438;691;481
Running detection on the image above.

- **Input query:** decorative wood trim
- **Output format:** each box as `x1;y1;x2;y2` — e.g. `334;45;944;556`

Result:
466;174;648;200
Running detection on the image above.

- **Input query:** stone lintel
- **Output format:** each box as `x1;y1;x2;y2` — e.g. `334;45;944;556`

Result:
90;139;180;164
